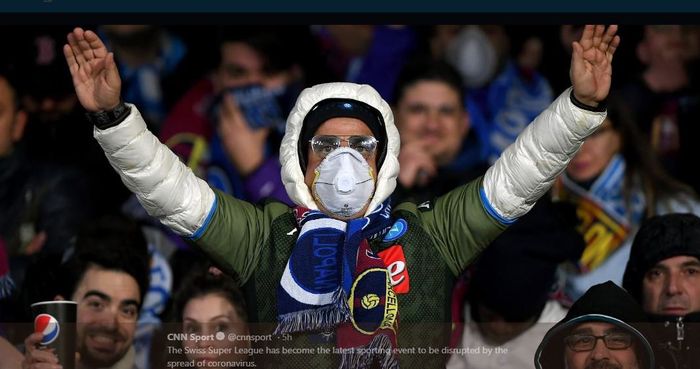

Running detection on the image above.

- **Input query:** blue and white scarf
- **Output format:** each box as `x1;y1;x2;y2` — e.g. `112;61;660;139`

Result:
277;200;399;368
554;154;646;272
468;61;553;164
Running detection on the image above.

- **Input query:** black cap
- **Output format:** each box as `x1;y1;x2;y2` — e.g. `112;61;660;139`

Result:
623;213;700;302
535;281;654;369
297;98;387;173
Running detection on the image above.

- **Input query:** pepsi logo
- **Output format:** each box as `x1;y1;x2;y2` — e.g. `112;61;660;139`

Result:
34;314;60;345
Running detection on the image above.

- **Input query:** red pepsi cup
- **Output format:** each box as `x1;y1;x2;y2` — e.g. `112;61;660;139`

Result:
31;301;77;369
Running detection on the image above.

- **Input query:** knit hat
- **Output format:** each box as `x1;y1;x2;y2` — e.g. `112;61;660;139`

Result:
470;199;584;321
534;281;655;369
623;213;700;302
297;98;387;173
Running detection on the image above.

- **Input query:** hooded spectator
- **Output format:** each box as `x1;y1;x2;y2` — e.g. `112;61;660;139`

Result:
535;281;654;369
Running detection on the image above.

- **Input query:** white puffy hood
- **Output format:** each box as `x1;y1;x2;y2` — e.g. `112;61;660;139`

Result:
280;82;400;216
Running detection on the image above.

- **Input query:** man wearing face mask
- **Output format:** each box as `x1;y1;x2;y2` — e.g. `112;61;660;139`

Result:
63;25;619;369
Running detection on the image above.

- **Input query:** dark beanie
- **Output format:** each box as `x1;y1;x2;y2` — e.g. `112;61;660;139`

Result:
535;281;654;369
470;199;584;321
297;98;387;173
623;213;700;302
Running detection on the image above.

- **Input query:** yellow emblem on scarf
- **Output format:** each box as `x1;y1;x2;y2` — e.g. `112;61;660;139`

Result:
361;294;380;309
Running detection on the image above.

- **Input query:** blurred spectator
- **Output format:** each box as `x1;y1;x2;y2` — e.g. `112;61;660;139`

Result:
619;26;700;190
552;94;700;300
623;213;700;369
391;58;488;204
7;28;132;215
160;26;304;204
0;66;88;293
20;215;150;369
447;199;583;369
14;28;86;165
100;25;206;133
438;25;554;164
625;25;688;136
313;25;417;101
132;229;174;369
173;267;251;366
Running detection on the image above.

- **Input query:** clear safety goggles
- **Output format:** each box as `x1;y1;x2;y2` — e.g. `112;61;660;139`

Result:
309;135;379;159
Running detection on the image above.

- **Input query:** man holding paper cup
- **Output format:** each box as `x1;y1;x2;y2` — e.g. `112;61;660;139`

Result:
22;218;149;369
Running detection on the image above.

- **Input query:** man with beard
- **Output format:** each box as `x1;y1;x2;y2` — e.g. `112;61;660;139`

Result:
21;217;150;369
623;213;700;369
535;281;655;369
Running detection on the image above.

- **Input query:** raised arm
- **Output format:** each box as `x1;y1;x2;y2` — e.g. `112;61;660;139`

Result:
63;28;265;280
480;24;620;223
63;27;214;236
423;25;621;273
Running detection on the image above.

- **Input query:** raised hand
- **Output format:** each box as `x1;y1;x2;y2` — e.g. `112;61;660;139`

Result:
398;141;437;188
570;25;620;107
63;27;121;112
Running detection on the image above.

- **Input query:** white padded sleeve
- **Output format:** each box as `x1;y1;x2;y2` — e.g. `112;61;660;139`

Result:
482;87;607;222
93;104;215;236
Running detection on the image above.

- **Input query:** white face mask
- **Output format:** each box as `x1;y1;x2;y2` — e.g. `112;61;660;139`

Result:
446;26;498;89
312;147;375;219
